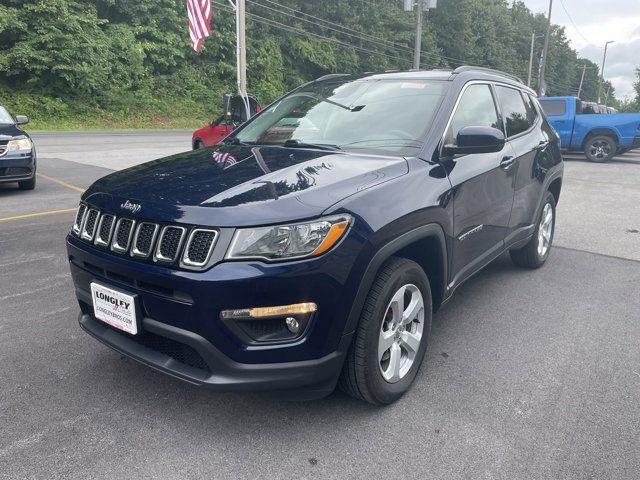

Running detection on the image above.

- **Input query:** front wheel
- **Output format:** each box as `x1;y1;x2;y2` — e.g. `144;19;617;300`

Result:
510;191;556;269
339;257;432;405
193;140;204;150
584;135;616;163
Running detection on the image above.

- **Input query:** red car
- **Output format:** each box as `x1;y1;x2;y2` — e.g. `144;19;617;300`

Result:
192;94;261;149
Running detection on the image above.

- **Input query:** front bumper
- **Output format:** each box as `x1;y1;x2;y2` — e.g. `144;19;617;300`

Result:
79;311;350;399
68;229;364;397
0;151;35;183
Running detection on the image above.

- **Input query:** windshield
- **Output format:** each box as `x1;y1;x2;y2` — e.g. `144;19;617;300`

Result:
233;78;449;155
0;106;14;125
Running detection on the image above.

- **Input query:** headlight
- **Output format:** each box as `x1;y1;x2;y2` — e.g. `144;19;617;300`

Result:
226;214;351;261
7;138;32;152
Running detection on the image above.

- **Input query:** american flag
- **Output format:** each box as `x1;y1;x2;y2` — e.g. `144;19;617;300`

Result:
186;0;213;52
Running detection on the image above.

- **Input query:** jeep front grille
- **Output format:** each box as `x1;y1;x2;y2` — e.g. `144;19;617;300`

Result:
72;204;87;235
95;214;115;247
155;226;186;262
183;229;218;267
112;218;136;253
132;222;159;258
81;209;100;241
71;204;218;270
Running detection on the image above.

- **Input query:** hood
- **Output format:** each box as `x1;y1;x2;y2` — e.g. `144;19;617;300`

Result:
0;123;28;139
84;145;408;227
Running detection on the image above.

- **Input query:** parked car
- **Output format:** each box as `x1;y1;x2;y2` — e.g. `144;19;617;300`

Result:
539;96;640;162
0;105;36;190
192;93;261;149
67;67;563;405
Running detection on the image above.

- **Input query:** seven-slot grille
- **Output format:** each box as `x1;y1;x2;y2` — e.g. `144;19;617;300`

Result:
132;223;159;258
183;229;218;267
72;204;218;269
156;226;186;262
0;142;7;157
95;214;115;247
73;204;87;235
111;218;136;253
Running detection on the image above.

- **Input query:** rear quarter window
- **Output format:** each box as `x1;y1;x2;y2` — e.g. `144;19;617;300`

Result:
495;86;531;137
539;100;567;116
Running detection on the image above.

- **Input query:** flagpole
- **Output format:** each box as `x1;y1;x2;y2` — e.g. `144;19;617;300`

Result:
234;0;251;121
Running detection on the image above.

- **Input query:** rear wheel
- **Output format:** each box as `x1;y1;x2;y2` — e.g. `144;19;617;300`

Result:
510;191;555;269
339;257;432;405
584;135;616;163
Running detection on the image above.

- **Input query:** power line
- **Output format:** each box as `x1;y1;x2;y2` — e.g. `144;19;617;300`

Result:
557;0;598;47
249;0;473;66
212;1;412;64
247;0;416;57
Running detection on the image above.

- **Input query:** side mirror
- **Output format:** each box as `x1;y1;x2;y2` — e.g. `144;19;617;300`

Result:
15;115;29;125
443;126;505;156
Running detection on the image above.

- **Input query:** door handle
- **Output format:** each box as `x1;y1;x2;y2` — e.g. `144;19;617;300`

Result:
500;156;515;170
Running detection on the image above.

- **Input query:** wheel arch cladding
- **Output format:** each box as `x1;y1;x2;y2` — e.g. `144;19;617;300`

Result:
548;178;562;205
343;224;448;336
582;129;619;149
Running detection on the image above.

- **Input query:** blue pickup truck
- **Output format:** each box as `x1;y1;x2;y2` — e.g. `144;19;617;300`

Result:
539;96;640;162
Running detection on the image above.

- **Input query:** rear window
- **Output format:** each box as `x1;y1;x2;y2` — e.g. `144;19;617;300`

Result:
539;100;567;116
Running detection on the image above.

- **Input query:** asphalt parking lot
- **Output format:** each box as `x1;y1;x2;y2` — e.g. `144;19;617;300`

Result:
1;132;639;479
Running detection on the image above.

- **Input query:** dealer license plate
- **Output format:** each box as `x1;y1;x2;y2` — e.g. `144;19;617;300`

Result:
90;282;138;335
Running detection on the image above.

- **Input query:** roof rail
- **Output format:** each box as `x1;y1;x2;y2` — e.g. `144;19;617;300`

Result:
314;73;351;82
453;66;524;85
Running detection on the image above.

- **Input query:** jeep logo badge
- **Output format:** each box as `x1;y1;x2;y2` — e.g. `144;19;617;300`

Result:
120;200;141;214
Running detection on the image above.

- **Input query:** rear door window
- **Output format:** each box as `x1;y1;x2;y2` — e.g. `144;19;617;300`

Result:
495;86;531;137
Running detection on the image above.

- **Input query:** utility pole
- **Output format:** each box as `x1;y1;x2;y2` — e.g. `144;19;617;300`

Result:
538;0;553;96
527;32;536;87
413;0;424;70
577;63;587;98
410;0;436;70
234;0;250;120
598;40;614;103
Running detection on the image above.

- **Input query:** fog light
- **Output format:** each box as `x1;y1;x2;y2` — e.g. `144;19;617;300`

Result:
220;303;317;344
285;317;300;334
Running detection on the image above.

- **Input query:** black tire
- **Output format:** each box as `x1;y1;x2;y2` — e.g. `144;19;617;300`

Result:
193;140;204;150
510;191;556;269
584;135;616;163
339;257;432;405
18;176;36;191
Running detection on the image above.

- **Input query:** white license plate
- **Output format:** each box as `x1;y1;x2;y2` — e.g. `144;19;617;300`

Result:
90;282;138;335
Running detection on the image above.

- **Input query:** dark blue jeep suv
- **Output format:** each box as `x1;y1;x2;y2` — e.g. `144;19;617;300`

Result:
67;67;563;404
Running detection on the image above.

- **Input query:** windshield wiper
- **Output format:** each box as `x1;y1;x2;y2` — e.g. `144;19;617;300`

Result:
223;137;252;146
282;139;342;151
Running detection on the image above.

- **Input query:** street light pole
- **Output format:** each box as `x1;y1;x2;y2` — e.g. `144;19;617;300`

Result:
598;40;614;104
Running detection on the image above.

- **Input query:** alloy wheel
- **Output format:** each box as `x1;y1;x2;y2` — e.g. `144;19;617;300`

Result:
588;140;611;160
378;284;425;383
537;203;553;257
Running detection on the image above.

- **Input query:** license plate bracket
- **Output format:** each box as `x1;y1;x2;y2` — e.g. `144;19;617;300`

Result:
90;282;140;335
